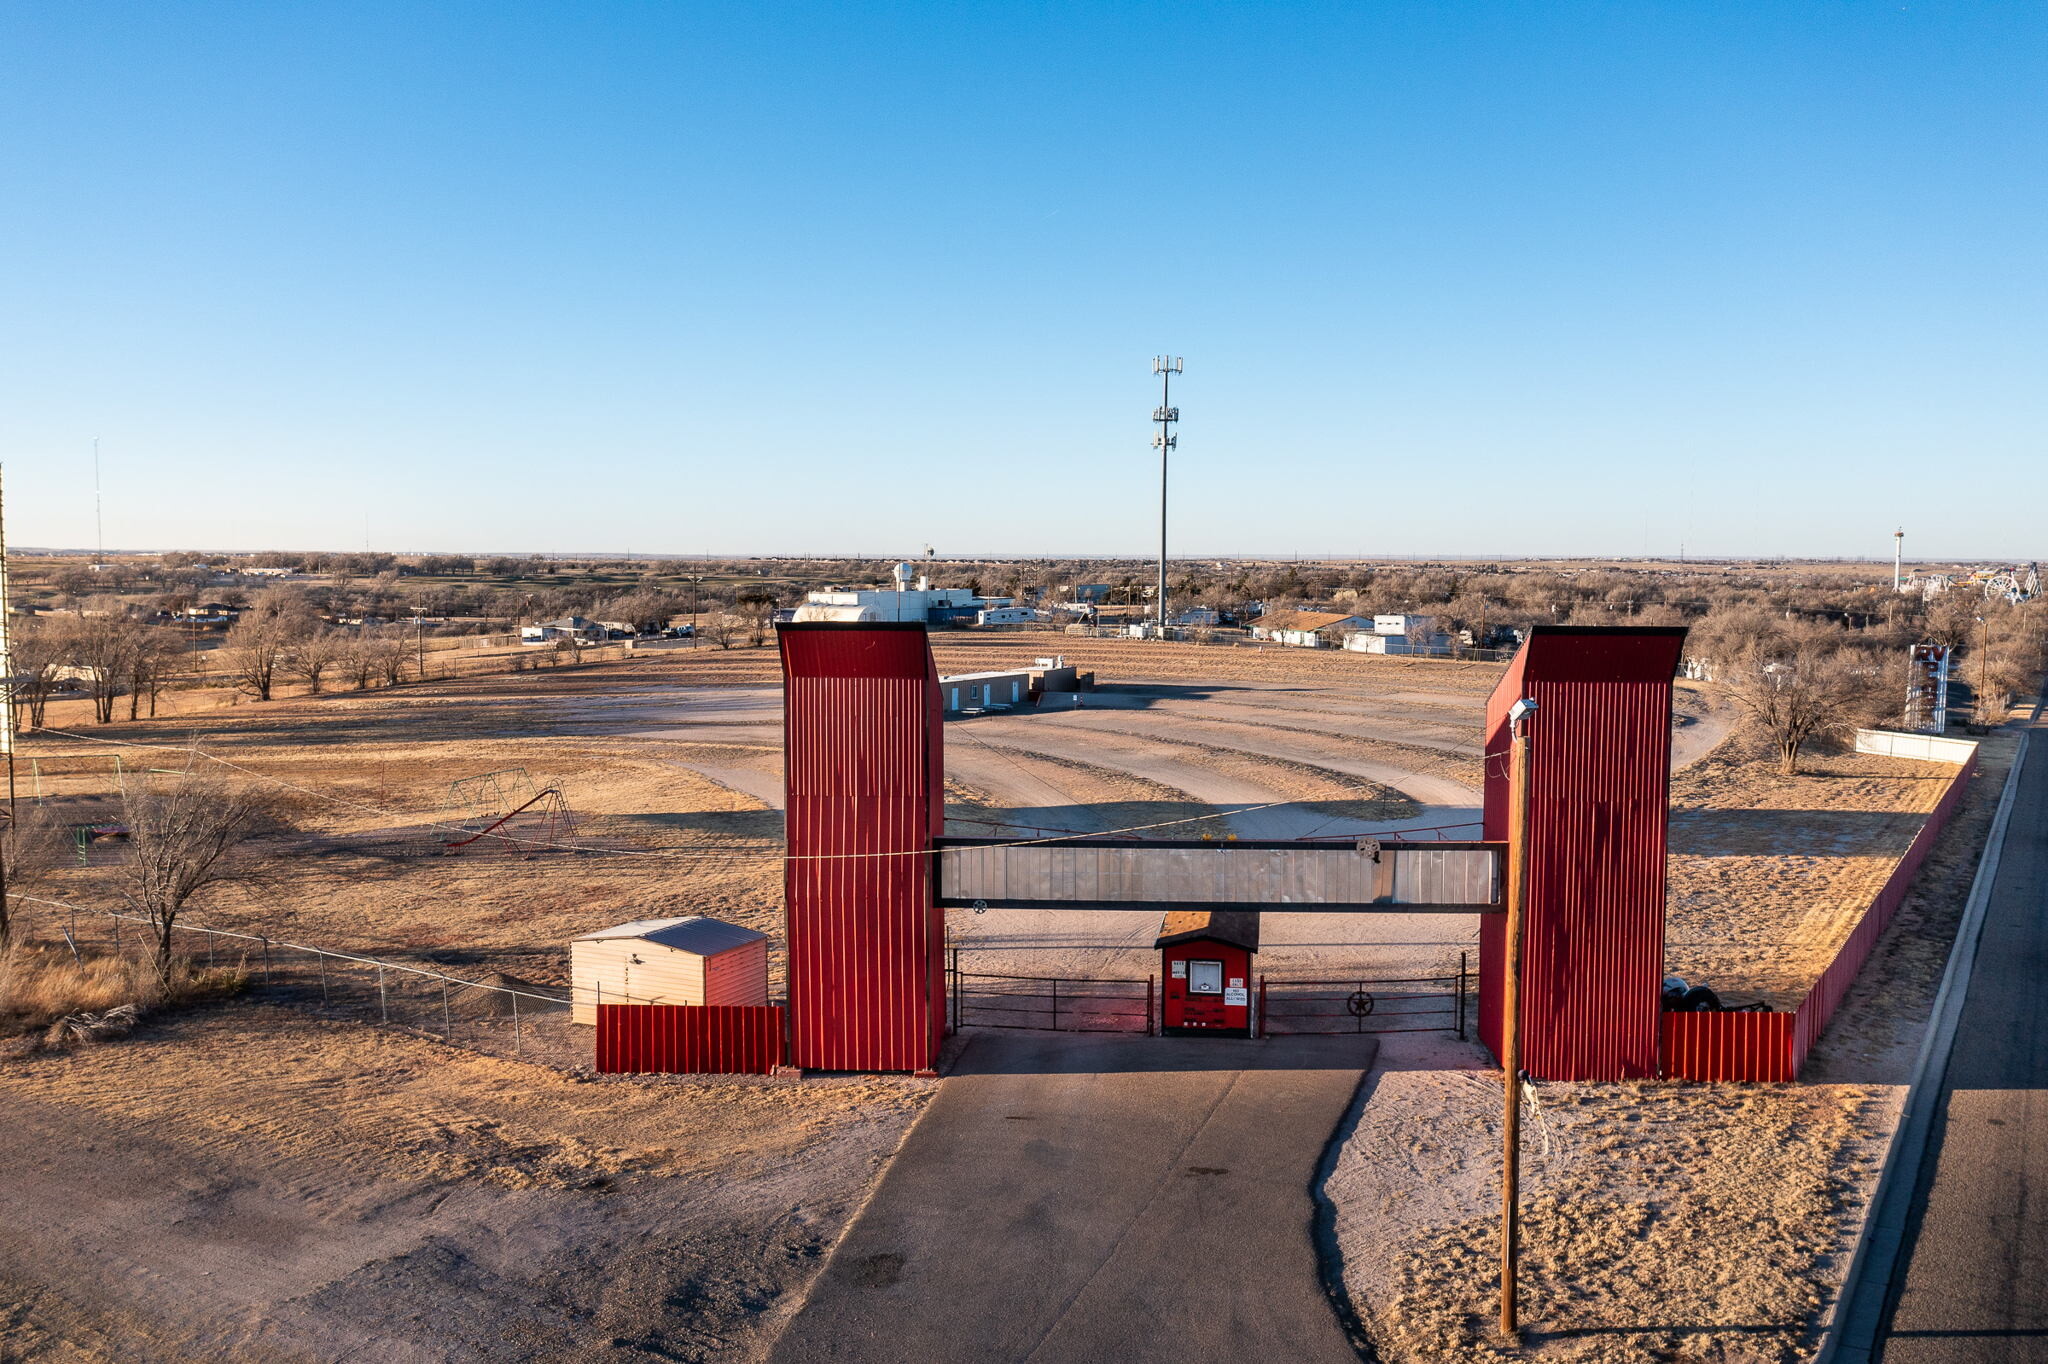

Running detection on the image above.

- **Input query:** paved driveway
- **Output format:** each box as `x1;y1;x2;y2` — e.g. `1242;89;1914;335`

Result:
768;1029;1377;1364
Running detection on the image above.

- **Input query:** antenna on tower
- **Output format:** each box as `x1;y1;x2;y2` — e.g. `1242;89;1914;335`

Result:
1893;526;1905;593
1151;356;1183;633
93;437;104;570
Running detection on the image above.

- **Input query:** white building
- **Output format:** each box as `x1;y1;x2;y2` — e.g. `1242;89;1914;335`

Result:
794;561;998;624
977;606;1040;626
522;616;607;645
1251;611;1371;648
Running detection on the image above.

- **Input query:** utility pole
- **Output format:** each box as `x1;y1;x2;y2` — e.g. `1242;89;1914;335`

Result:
1977;614;1989;723
1501;696;1538;1343
1151;357;1182;634
1894;527;1905;593
0;463;14;818
412;606;426;680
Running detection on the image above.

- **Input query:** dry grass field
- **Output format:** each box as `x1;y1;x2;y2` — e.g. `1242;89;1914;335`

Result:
0;633;2006;1362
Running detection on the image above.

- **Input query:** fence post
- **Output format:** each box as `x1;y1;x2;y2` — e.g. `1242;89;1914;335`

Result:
377;965;388;1023
317;952;329;1005
1258;975;1267;1039
1458;952;1468;1040
1051;977;1059;1032
512;990;521;1056
261;936;272;984
206;930;216;969
441;978;452;1037
1147;976;1156;1036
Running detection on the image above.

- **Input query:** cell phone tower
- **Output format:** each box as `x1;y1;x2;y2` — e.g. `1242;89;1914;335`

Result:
1152;356;1183;631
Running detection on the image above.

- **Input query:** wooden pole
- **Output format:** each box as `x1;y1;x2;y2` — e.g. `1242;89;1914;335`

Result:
1501;705;1535;1342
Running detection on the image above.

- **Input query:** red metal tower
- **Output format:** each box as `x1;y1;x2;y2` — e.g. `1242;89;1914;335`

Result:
778;623;947;1072
1478;626;1688;1081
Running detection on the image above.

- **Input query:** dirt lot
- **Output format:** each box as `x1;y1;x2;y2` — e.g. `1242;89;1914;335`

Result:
1327;726;2021;1364
0;1004;927;1362
1;635;1999;1363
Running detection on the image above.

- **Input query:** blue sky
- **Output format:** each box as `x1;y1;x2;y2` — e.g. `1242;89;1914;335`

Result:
3;2;2042;560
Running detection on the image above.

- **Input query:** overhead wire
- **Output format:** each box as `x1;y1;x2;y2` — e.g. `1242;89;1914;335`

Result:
23;724;1294;862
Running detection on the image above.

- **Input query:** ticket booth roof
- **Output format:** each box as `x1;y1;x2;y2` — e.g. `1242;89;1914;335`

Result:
1154;910;1260;953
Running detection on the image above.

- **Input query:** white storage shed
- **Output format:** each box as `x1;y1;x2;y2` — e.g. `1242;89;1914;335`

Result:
570;916;770;1024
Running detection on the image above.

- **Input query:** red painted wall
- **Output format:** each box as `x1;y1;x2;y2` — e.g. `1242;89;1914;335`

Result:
1662;749;1977;1081
596;1004;786;1075
1479;627;1687;1081
779;623;946;1072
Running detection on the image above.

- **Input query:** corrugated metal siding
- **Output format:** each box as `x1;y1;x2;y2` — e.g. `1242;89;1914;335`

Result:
703;940;771;1007
780;624;944;1073
596;1004;786;1074
1479;628;1687;1081
1662;1011;1796;1082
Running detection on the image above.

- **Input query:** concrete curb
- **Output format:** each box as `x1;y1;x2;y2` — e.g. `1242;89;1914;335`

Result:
1816;721;2034;1364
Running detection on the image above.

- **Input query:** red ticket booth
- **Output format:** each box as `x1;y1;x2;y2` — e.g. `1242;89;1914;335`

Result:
1157;911;1259;1037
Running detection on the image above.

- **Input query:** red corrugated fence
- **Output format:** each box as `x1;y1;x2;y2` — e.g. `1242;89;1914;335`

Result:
1662;749;1978;1081
596;1004;787;1074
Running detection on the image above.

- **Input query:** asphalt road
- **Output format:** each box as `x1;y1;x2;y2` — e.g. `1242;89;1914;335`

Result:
1878;712;2048;1361
766;1030;1379;1364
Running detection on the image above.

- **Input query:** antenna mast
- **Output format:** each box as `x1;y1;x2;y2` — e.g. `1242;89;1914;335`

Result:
1893;527;1905;592
1151;356;1182;632
93;437;104;569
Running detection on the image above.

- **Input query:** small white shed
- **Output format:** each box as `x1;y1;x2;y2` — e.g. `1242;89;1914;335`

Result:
570;916;770;1024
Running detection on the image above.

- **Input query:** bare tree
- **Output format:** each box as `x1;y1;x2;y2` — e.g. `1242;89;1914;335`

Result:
125;625;181;720
226;590;314;701
62;608;142;724
117;773;290;986
283;627;343;696
700;611;743;650
5;616;63;732
1720;641;1879;776
0;804;68;958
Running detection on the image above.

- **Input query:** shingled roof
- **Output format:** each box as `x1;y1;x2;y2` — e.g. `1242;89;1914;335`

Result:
1153;910;1261;954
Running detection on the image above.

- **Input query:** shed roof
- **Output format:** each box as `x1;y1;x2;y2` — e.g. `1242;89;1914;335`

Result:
574;915;767;956
1257;611;1365;634
1154;910;1261;953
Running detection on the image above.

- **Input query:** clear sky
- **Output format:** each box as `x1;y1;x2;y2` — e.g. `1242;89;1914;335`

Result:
3;2;2042;560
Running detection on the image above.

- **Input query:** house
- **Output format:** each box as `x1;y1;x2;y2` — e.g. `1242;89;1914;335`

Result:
176;603;239;623
1173;607;1222;628
522;616;607;645
1063;584;1113;604
1249;611;1371;648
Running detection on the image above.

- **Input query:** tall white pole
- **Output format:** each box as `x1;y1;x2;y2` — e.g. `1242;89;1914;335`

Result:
0;464;13;757
1151;357;1182;632
1894;527;1904;592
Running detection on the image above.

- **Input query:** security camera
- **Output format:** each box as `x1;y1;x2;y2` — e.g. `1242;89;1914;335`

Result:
1508;698;1539;723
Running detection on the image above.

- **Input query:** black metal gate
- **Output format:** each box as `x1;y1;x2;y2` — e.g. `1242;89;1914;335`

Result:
1257;955;1468;1038
949;962;1155;1035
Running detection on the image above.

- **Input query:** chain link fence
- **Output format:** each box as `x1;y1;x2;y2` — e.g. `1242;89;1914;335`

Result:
41;903;611;1070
